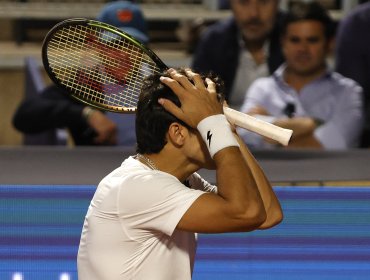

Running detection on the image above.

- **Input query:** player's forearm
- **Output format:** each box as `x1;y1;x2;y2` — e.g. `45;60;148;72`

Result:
214;147;267;226
234;133;283;228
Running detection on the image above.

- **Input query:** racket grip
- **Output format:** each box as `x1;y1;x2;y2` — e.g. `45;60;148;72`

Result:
223;107;293;146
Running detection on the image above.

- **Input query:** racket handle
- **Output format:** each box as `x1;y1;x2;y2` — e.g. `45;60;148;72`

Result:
223;107;293;146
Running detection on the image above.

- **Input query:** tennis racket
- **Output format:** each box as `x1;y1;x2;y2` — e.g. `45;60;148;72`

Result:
42;18;292;146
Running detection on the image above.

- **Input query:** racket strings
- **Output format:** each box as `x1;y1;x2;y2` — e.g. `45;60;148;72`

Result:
103;37;160;106
47;24;162;110
48;27;111;105
50;25;146;107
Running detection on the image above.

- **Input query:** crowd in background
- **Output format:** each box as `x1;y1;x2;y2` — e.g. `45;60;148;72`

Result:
11;0;370;150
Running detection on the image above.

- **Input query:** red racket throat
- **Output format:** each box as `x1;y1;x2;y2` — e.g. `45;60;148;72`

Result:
42;19;167;113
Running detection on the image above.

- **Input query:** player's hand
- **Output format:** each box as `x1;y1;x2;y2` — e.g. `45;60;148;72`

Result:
86;110;118;145
158;68;223;128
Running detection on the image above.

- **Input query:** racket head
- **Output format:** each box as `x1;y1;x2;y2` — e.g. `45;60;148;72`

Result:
42;18;168;113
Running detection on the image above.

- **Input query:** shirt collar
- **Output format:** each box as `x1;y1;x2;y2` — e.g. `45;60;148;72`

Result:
273;63;333;88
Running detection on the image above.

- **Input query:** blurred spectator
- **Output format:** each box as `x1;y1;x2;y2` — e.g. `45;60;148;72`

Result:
335;1;370;148
239;1;363;150
176;18;208;54
13;0;148;146
97;0;148;45
191;0;285;110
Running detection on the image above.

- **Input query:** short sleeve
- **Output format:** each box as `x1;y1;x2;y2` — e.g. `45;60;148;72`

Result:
117;171;205;236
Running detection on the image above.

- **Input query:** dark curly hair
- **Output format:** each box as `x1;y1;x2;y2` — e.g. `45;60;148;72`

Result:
281;1;336;39
135;68;224;154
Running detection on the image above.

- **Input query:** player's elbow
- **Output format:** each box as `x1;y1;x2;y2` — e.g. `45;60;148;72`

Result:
258;209;284;230
274;210;284;225
234;202;267;231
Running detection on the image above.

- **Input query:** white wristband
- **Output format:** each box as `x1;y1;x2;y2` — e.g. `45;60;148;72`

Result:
197;114;240;158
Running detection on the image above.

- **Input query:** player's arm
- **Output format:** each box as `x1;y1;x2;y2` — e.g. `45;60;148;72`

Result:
159;69;268;233
233;132;283;229
178;148;267;233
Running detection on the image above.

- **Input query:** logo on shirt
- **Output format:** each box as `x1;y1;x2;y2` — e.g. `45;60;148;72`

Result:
206;130;212;147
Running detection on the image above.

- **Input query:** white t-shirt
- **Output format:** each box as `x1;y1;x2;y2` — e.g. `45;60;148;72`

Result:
77;156;216;280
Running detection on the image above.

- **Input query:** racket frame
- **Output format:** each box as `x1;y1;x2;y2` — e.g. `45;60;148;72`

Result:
42;18;167;113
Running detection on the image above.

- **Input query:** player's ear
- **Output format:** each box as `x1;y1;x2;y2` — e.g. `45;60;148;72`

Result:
167;122;188;147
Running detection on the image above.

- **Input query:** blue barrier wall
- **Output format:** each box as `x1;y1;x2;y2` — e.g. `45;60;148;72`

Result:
1;185;370;280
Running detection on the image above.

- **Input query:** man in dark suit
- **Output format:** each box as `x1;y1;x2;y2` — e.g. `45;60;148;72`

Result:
192;0;285;110
335;1;370;147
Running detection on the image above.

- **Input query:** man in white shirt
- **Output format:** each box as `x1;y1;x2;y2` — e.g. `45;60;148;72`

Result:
77;68;283;279
239;2;363;149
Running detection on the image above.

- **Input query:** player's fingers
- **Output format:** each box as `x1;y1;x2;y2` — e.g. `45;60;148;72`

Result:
160;76;187;97
205;78;216;94
158;98;186;122
167;68;195;90
185;68;205;89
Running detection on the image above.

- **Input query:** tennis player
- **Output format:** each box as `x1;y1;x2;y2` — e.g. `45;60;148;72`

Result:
77;68;283;280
